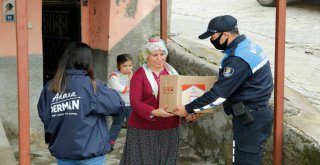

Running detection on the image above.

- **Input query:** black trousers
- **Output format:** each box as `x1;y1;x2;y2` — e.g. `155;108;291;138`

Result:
232;106;273;165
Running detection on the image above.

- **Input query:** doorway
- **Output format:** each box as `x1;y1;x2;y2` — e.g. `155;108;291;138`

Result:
42;0;81;85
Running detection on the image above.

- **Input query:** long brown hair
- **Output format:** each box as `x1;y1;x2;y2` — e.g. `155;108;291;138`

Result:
49;42;96;93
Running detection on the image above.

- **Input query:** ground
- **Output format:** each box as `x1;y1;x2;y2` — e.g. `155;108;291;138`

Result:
29;128;210;165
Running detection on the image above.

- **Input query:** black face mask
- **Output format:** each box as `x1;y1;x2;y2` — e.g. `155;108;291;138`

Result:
210;33;228;50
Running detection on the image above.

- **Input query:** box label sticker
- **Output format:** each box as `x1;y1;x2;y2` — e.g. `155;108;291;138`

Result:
181;84;206;105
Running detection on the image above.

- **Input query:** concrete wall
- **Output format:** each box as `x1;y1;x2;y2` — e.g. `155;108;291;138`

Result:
107;5;163;78
108;0;161;50
0;0;42;56
167;38;320;165
0;55;43;162
88;0;161;51
85;0;168;80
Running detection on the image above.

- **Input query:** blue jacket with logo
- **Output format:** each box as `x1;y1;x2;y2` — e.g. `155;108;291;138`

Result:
38;70;124;160
185;35;273;113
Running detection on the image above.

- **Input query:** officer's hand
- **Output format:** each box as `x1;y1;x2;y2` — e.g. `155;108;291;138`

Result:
172;105;189;117
151;105;174;118
185;113;203;122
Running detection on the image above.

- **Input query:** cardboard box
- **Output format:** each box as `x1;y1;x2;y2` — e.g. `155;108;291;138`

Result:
159;75;217;113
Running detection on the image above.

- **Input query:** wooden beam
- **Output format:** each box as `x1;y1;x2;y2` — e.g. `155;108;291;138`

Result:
160;0;168;43
274;0;286;164
15;0;30;164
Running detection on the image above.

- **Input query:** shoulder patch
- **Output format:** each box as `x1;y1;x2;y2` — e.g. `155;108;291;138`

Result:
223;67;234;78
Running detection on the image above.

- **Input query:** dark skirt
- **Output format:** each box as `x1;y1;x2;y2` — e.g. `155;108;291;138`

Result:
120;127;180;165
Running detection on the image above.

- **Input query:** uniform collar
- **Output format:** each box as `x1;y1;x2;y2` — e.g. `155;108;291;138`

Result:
223;34;246;54
65;69;88;75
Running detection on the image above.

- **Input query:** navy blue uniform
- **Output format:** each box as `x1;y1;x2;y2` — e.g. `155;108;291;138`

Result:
38;70;124;160
186;35;273;165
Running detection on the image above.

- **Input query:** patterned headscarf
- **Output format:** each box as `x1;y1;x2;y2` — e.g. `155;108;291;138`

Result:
139;38;168;65
139;38;178;98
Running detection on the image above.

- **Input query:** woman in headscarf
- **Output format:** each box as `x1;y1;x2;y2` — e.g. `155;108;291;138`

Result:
120;38;180;165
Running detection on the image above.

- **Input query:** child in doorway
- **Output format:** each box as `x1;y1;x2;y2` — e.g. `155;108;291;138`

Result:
108;54;133;152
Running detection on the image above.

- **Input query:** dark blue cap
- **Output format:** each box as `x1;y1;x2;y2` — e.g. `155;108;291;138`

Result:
198;15;237;39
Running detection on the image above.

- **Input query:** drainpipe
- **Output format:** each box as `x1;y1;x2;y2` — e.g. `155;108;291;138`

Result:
160;0;168;43
15;0;30;164
274;0;286;164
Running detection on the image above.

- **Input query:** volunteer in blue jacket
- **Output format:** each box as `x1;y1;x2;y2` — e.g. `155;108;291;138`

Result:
38;42;124;165
173;15;274;165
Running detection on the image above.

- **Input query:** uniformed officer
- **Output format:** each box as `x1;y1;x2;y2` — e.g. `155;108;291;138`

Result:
173;15;274;165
